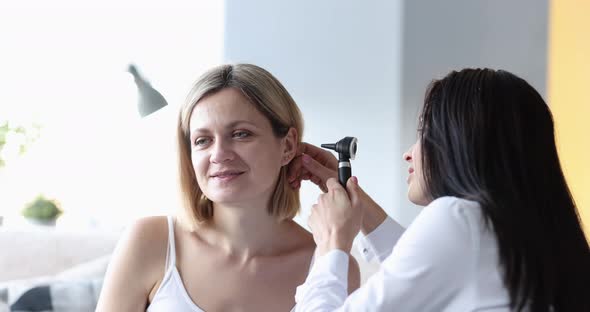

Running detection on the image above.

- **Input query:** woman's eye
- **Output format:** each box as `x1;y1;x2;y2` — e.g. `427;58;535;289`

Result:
233;131;251;139
194;137;211;146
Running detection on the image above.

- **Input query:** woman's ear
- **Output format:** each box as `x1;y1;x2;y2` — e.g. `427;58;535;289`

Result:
281;128;298;166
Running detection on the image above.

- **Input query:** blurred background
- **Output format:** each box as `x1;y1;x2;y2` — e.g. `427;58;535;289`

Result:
0;0;588;307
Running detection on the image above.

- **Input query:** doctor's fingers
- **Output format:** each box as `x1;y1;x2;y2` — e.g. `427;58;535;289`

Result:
287;154;304;183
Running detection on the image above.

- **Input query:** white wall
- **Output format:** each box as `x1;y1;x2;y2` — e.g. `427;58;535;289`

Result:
0;0;549;232
223;0;549;227
0;0;225;229
398;0;549;219
223;0;406;226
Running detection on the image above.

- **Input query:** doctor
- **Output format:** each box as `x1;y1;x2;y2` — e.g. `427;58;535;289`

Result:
288;68;590;312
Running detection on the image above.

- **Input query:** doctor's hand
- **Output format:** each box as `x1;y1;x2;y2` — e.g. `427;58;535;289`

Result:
288;142;338;193
309;178;363;256
290;142;388;235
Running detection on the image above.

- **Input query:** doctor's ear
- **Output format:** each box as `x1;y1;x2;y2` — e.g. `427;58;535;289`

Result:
281;128;298;165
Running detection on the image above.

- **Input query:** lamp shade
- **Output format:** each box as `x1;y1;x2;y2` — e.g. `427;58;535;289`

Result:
127;64;168;117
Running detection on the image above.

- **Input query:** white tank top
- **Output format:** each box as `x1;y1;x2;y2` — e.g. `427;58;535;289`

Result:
147;216;311;312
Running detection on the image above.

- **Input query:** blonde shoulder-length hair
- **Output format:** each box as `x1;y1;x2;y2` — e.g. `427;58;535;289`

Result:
177;64;304;230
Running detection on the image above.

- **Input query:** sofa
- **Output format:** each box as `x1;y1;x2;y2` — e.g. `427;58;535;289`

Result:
0;225;379;311
0;227;120;312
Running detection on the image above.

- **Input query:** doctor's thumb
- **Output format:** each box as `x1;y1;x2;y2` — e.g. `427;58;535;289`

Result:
346;176;363;209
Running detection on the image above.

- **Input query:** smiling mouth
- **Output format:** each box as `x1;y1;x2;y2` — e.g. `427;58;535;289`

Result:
210;171;245;180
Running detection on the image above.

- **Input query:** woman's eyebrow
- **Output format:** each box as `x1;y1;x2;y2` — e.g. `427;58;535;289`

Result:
190;128;210;136
225;120;260;129
191;120;260;136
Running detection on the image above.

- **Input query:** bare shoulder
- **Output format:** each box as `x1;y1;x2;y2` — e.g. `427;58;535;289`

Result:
287;220;316;252
290;220;314;241
96;216;169;311
121;216;169;256
111;216;169;269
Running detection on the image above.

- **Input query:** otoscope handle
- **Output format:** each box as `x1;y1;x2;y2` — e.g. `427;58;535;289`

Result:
338;161;351;187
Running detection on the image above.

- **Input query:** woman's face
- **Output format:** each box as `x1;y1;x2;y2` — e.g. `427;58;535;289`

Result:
403;139;430;206
189;88;296;206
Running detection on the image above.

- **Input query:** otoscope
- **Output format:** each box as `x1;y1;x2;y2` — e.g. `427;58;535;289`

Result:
321;137;358;186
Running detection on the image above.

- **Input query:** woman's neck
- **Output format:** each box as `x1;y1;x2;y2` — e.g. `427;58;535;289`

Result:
201;200;293;261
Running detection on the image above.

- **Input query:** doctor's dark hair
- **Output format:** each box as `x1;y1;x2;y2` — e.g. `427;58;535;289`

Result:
418;68;590;312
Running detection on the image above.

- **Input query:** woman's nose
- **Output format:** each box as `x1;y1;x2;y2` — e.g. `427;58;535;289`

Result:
210;140;235;163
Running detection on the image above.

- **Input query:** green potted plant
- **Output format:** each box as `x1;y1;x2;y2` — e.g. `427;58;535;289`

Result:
22;195;63;226
1;121;41;226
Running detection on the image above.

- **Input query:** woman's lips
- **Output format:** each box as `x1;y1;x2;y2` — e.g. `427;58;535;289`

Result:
210;171;244;182
407;168;414;184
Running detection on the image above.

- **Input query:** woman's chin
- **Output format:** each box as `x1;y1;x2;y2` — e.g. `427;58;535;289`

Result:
407;191;429;207
207;193;242;205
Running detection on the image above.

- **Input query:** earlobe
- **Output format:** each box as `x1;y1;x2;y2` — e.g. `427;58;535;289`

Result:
282;154;294;166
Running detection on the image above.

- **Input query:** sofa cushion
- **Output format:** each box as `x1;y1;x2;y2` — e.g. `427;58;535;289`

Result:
0;229;119;282
0;255;110;312
1;278;103;312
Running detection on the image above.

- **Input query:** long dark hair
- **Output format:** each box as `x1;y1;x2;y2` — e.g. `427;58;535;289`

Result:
419;68;590;311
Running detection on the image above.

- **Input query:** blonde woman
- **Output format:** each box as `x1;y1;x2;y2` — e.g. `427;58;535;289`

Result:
96;64;360;312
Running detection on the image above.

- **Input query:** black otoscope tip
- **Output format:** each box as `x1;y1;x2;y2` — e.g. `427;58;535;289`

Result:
321;137;358;186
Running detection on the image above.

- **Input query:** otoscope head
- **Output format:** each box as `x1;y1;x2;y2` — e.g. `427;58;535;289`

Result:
321;137;358;160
